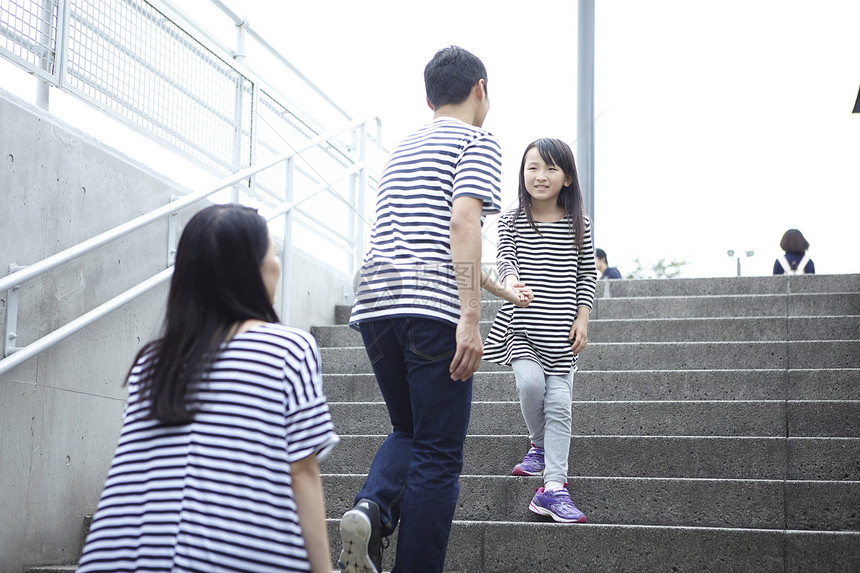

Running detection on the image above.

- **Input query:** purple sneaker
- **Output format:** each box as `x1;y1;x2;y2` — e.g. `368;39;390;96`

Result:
529;487;587;523
512;444;545;476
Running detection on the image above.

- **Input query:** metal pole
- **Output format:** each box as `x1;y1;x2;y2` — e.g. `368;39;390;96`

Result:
355;123;368;278
35;0;55;110
230;19;248;203
280;157;294;324
577;0;595;237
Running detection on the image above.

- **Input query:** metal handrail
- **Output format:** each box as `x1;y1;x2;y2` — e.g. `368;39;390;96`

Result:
0;148;375;376
0;269;175;375
0;115;380;295
0;114;381;376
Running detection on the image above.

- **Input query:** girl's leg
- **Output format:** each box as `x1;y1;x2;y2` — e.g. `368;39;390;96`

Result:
542;368;574;485
511;359;547;446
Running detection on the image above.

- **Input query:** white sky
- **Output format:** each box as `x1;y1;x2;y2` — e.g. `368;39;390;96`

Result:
241;0;860;278
4;0;858;278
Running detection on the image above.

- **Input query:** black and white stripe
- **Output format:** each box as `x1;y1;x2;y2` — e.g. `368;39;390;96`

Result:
77;324;339;573
350;117;502;327
483;210;598;375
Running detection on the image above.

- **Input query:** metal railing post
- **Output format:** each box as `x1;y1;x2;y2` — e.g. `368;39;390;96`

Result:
167;211;178;266
348;128;359;277
280;157;294;324
230;18;248;203
248;81;259;198
354;122;368;278
35;0;55;110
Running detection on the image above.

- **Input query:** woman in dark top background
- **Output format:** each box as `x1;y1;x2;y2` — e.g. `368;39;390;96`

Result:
773;228;815;275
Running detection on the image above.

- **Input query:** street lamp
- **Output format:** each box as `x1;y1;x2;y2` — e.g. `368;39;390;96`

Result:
727;249;755;277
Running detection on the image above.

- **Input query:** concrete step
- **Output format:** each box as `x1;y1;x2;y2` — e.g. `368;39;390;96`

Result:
323;368;860;402
592;274;860;298
322;435;860;481
588;315;860;342
323;519;860;573
315;315;860;348
595;292;860;320
319;340;860;374
327;400;860;438
321;474;860;531
331;275;860;325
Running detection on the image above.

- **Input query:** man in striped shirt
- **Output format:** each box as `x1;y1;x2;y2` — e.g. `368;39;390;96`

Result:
339;46;519;573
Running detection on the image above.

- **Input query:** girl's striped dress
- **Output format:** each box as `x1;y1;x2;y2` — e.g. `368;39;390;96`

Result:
483;209;598;375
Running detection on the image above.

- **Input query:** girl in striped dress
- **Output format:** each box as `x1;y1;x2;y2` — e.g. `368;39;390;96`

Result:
77;204;339;573
483;138;597;523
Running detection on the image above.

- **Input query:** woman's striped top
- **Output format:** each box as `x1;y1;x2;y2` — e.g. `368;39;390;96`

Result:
350;117;502;328
76;323;339;573
483;210;598;375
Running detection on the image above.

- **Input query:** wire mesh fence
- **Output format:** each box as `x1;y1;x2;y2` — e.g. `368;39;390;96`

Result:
1;0;379;278
0;0;60;81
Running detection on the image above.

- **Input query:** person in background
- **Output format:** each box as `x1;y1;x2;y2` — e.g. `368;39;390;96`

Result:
773;228;815;274
339;45;528;573
76;204;338;573
595;248;622;279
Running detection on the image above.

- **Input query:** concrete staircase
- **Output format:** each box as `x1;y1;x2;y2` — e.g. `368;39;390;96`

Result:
22;274;860;572
314;274;860;572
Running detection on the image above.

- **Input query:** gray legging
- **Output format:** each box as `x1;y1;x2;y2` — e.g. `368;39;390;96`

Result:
511;359;574;485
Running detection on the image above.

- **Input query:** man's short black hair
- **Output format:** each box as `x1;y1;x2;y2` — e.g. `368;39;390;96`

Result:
595;248;608;262
424;45;487;109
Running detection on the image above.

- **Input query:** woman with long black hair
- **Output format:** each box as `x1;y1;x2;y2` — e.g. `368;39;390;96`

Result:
77;204;338;573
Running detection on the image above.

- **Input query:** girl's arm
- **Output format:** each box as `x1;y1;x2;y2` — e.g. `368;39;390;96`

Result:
291;453;332;573
570;218;598;355
569;305;590;355
575;218;598;312
488;213;533;305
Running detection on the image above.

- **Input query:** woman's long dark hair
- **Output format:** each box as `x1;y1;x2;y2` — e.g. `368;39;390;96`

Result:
131;204;279;424
517;138;587;251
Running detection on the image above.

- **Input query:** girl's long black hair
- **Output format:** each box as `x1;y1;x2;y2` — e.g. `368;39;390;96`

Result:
131;204;279;424
517;138;587;251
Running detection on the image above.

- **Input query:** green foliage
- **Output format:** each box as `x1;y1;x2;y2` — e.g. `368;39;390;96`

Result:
625;257;689;279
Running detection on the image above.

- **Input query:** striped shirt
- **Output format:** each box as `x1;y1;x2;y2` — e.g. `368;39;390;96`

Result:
483;210;598;375
76;323;339;573
350;117;502;327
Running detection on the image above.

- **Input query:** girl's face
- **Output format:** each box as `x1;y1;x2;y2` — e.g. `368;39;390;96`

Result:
260;235;281;305
523;147;572;204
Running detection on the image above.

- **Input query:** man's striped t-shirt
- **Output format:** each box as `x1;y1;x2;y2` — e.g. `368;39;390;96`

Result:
350;117;502;327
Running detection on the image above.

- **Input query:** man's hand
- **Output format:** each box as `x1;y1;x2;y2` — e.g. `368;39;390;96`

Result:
450;315;482;381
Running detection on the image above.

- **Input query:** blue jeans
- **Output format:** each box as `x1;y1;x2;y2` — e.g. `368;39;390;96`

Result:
356;317;472;573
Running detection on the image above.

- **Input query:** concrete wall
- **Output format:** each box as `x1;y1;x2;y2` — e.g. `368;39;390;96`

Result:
0;89;351;572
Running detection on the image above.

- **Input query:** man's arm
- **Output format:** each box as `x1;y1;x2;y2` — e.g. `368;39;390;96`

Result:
449;196;484;381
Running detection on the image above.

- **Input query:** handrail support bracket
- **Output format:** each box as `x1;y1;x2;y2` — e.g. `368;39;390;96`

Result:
4;265;26;357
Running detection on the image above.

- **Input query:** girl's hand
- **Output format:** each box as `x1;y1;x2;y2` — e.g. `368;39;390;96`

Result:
510;281;534;307
568;316;589;355
502;277;533;308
